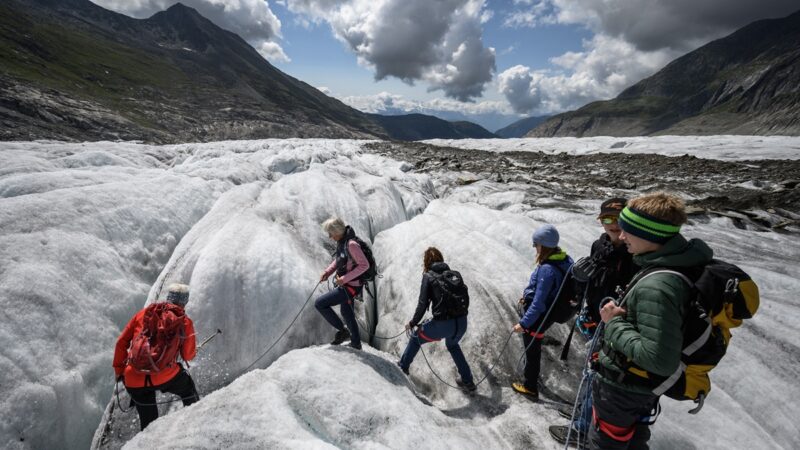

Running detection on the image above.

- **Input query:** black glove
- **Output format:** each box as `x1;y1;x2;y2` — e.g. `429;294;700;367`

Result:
516;298;527;318
572;256;597;283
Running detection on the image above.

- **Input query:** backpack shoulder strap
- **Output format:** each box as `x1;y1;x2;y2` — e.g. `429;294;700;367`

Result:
626;268;710;355
618;268;693;307
641;269;693;287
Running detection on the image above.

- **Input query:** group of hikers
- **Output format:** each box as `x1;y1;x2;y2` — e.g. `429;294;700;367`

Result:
113;190;755;450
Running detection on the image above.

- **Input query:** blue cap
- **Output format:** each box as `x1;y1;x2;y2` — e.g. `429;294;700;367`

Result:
532;224;559;248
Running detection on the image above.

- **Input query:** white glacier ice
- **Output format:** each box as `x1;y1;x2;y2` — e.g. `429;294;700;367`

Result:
0;138;797;450
423;136;800;161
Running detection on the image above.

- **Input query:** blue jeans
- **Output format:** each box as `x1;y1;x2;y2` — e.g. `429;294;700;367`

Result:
399;316;473;384
573;371;594;433
315;286;361;347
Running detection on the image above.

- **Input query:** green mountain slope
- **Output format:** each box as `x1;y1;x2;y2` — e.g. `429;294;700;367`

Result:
528;9;800;137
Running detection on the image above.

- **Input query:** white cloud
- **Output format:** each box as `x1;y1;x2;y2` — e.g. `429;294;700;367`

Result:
499;45;515;56
92;0;287;62
498;0;799;114
498;35;675;114
334;91;513;116
283;0;496;101
325;91;519;130
257;41;291;63
547;0;799;52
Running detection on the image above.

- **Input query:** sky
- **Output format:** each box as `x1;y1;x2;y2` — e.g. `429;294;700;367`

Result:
92;0;799;131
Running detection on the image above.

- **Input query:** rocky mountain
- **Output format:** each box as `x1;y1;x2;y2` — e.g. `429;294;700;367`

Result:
528;9;800;137
494;115;549;138
0;0;491;142
371;113;496;140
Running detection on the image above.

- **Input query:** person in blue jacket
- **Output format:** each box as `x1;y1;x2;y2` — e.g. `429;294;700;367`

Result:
512;224;573;401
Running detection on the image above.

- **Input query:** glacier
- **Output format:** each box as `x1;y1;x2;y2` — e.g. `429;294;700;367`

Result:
0;138;797;449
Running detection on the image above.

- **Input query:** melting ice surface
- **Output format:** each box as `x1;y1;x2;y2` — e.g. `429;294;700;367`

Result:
0;139;797;450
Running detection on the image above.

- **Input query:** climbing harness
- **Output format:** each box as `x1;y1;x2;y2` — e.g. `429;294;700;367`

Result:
414;326;516;390
515;262;576;375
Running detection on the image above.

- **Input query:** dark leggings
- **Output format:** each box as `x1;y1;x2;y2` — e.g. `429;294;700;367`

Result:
126;368;199;430
588;377;658;450
314;286;362;347
522;333;543;391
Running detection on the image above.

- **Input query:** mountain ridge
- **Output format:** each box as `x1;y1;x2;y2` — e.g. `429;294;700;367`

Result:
0;0;492;142
528;9;800;137
495;115;549;138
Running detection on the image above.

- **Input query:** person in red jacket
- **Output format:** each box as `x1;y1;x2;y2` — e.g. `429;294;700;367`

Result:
113;283;199;430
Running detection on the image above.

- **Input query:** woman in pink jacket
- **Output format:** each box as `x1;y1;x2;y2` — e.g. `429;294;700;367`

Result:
316;217;370;349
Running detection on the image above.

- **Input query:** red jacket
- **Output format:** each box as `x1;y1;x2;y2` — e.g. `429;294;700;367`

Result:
113;306;196;388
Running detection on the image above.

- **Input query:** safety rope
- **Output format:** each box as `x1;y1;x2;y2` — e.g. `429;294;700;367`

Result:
331;278;406;341
413;326;516;390
562;270;668;449
514;262;576;376
563;321;605;450
239;281;323;374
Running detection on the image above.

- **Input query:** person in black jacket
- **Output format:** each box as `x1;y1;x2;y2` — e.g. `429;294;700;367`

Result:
549;198;640;446
578;198;640;334
397;247;476;392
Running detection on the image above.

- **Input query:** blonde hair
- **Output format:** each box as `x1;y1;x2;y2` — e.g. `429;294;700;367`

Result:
536;246;560;265
321;217;346;236
628;192;687;226
423;247;444;273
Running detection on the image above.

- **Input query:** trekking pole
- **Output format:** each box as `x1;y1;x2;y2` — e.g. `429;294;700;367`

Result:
198;329;223;350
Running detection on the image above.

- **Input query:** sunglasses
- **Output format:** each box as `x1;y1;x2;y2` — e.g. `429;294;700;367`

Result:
599;217;618;225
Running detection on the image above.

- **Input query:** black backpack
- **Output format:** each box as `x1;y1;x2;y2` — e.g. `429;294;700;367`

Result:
345;236;378;282
610;259;759;409
543;262;578;324
429;270;469;318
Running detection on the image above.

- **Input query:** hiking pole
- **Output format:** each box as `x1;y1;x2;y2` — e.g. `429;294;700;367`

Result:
198;329;223;350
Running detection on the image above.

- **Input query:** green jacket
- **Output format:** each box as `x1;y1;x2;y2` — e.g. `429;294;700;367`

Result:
597;234;713;394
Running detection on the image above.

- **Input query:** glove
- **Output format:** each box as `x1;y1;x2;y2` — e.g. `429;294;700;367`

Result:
516;298;526;318
572;256;596;283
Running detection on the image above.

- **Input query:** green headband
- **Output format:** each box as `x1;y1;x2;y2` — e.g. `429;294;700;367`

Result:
619;206;681;244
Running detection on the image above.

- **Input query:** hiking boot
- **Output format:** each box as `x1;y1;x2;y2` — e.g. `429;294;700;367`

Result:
396;361;409;375
456;379;477;393
349;341;362;350
548;425;586;447
330;328;350;345
558;404;575;420
511;382;538;401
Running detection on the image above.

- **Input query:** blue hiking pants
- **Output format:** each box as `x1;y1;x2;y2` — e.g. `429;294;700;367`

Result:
573;371;594;433
315;286;361;347
399;316;474;384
